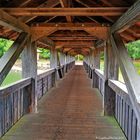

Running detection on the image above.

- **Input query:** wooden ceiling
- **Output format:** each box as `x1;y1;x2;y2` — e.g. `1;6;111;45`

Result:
0;0;139;56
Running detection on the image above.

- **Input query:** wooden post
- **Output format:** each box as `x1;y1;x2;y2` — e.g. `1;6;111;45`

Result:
104;39;119;116
22;36;37;113
93;49;100;69
92;49;100;88
50;46;58;68
60;52;65;66
50;46;58;80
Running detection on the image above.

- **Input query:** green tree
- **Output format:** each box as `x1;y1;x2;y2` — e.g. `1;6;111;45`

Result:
0;38;13;58
75;54;84;61
38;48;50;59
126;40;140;60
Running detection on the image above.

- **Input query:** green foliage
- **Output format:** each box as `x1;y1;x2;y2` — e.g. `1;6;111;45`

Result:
75;54;84;61
1;71;21;87
126;40;140;60
100;51;104;60
133;61;140;75
38;48;50;59
0;38;13;58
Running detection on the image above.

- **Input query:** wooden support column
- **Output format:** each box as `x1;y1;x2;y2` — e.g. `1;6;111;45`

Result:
22;36;37;113
92;49;100;88
60;52;65;66
50;47;58;68
88;52;93;78
93;49;100;69
89;51;94;67
104;39;119;116
0;32;28;85
65;54;70;72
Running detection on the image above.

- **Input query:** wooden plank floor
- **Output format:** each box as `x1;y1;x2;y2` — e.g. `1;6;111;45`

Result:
1;66;126;140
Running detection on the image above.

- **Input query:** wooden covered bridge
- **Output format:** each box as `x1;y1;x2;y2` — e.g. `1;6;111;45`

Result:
0;0;140;139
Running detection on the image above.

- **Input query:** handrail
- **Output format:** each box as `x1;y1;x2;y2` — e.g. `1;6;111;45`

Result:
95;69;105;80
37;68;55;80
0;77;31;94
108;80;128;94
108;80;131;104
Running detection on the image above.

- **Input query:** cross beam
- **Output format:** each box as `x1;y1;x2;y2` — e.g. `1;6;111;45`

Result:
3;7;128;16
55;40;94;48
50;36;97;41
31;23;109;40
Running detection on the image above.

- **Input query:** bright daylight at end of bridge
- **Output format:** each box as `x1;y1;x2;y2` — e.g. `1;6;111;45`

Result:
0;0;140;140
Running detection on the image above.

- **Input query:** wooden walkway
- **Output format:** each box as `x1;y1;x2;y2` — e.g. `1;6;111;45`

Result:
1;66;126;140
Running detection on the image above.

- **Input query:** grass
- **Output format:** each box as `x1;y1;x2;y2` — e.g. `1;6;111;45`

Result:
133;60;140;75
100;60;140;83
1;71;22;87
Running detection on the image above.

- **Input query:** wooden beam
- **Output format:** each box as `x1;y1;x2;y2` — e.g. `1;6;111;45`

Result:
84;27;108;40
95;40;106;48
121;31;136;41
19;0;59;23
32;23;105;29
3;7;128;16
111;0;140;33
56;45;92;49
55;40;94;47
39;37;55;47
0;32;29;85
19;0;32;7
59;0;72;22
31;23;109;40
31;27;57;41
50;36;97;41
75;0;109;23
110;33;140;128
0;9;30;33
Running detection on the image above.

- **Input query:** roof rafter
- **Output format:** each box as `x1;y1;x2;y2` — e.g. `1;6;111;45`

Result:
19;0;59;23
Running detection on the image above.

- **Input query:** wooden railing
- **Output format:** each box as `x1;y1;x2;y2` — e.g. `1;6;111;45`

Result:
0;61;75;137
84;61;138;140
109;80;138;140
57;61;75;80
94;69;105;96
0;78;32;137
37;69;56;100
